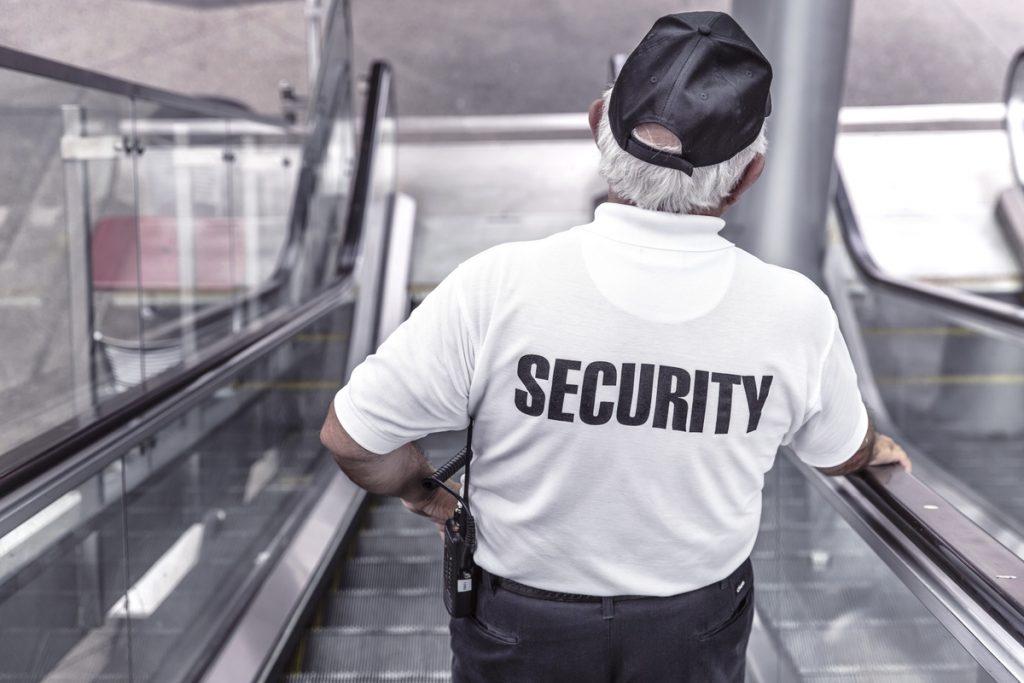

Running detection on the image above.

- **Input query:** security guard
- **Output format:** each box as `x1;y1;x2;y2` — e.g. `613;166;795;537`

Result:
320;10;911;682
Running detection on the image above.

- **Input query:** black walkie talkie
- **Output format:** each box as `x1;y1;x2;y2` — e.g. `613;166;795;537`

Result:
423;422;477;618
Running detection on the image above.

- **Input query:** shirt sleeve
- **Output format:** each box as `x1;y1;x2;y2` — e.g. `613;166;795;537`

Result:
334;264;477;454
784;319;870;468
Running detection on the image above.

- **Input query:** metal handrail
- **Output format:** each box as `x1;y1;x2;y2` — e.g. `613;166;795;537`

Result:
0;49;391;683
834;168;1024;339
788;447;1024;679
1005;49;1024;190
831;167;1024;650
208;59;397;683
337;60;393;276
0;46;293;127
0;8;359;488
0;278;331;494
0;277;357;683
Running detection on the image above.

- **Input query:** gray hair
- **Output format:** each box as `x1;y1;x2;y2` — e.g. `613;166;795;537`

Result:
596;88;767;215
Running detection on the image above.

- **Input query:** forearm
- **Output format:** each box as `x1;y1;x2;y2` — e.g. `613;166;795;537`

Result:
816;414;876;476
320;401;433;503
334;442;433;500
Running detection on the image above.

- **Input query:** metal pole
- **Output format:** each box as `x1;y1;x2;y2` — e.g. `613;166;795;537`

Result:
241;138;262;326
172;124;198;364
728;0;853;283
60;105;98;410
305;0;325;92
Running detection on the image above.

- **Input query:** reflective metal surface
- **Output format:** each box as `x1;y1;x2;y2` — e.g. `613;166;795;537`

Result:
0;11;352;490
0;295;355;682
754;453;1001;682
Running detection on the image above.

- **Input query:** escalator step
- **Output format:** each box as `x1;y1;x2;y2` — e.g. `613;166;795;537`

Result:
341;559;441;590
353;533;444;558
0;632;44;675
286;674;448;683
783;623;980;678
302;631;451;674
751;555;888;584
754;525;866;554
757;584;934;627
799;673;981;683
363;508;437;532
324;591;447;628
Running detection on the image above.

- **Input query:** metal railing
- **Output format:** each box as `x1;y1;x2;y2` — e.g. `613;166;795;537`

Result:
0;54;387;683
835;170;1024;339
0;0;356;490
827;166;1024;677
0;48;292;128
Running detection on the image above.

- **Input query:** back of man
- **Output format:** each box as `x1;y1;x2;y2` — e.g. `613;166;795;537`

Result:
344;218;855;596
322;10;910;683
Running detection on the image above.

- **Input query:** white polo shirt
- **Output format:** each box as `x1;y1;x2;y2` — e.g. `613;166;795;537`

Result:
336;202;868;597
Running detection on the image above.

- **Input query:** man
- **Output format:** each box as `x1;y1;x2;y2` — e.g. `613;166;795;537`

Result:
320;10;910;683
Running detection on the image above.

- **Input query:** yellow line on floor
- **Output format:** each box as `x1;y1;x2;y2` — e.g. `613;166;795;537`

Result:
918;274;1023;287
864;326;975;336
877;374;1024;385
231;380;339;391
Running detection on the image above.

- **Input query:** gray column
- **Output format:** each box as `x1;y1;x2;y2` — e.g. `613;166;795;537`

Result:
727;0;853;283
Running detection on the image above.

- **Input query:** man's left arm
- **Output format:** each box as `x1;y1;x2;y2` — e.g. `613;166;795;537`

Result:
319;261;481;524
320;401;457;526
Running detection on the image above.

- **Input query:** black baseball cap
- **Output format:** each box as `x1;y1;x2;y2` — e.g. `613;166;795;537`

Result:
609;11;772;176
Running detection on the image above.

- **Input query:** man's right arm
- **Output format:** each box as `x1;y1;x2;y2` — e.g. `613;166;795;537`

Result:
815;415;912;476
816;415;875;476
789;309;912;475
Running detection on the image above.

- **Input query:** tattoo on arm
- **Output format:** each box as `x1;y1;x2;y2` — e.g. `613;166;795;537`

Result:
816;414;876;477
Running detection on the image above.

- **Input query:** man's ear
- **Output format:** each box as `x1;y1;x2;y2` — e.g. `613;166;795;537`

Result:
722;153;765;207
588;98;603;142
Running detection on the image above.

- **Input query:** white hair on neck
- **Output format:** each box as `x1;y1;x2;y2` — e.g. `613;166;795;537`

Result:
596;87;767;215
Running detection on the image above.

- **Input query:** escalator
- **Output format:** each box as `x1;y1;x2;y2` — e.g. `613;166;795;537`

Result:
278;67;1024;683
285;438;457;681
282;448;994;682
3;11;1024;683
0;4;365;680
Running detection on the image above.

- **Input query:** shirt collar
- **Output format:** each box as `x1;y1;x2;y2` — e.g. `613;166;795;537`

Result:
581;202;732;252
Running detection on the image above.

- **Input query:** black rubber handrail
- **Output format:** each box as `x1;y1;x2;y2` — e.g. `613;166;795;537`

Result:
852;464;1024;642
834;167;1024;335
0;298;314;493
336;61;393;276
833;166;1024;644
0;58;391;683
1004;49;1024;191
0;46;292;127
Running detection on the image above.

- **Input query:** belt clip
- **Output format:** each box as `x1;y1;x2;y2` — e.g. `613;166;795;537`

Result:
601;597;614;620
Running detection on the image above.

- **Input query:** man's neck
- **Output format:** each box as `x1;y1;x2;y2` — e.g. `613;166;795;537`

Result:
604;190;725;218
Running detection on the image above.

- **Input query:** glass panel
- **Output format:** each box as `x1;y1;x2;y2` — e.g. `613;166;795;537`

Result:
224;120;301;326
835;130;1018;298
0;69;139;457
842;269;1024;555
0;0;352;468
87;96;145;401
824;194;1024;558
0;458;131;682
130;104;234;380
755;454;995;681
121;301;352;681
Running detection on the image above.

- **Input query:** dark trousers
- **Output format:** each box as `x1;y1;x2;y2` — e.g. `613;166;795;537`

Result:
450;558;754;683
